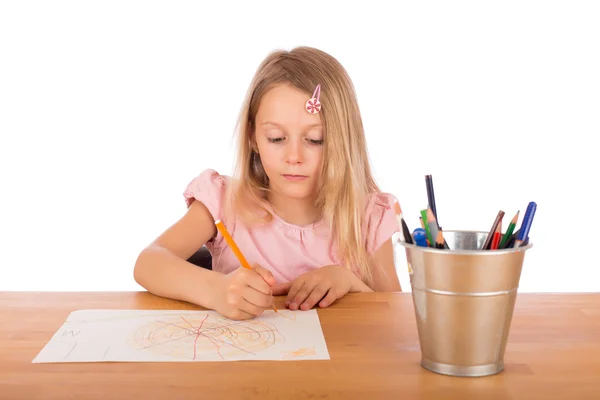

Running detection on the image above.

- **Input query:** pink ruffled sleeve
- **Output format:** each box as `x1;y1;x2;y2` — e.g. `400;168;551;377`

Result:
183;169;228;223
363;192;401;255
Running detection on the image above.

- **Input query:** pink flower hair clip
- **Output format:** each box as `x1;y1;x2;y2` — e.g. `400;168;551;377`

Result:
305;84;321;114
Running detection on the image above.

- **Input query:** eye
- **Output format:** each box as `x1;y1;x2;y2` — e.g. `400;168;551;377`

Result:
268;137;284;143
308;139;324;145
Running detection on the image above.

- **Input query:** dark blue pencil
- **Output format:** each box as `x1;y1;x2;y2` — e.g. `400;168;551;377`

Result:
514;202;537;248
425;175;438;221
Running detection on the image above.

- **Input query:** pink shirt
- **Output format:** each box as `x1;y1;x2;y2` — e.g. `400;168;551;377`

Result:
183;169;399;283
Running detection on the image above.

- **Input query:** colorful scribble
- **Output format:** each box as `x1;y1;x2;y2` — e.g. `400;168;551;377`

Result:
132;312;285;360
282;346;317;359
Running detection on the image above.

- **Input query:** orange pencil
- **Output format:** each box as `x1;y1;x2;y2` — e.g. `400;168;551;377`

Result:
215;219;277;312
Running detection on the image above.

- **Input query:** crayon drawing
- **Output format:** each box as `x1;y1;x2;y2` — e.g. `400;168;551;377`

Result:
32;309;330;363
281;346;317;359
131;313;284;360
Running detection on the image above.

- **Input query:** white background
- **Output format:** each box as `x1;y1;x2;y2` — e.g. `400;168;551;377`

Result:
1;1;599;292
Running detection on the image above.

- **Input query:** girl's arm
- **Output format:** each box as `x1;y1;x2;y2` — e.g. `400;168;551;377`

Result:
369;237;402;292
133;200;222;309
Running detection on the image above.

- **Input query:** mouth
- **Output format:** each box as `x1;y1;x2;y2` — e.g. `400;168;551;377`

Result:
282;174;308;181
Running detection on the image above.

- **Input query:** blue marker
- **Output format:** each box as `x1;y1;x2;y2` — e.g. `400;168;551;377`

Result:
413;228;429;247
515;201;537;247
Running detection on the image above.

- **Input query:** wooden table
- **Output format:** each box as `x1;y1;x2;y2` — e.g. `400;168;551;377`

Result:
1;292;599;399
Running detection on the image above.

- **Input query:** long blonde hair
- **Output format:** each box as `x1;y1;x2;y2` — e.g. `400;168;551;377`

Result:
225;46;381;284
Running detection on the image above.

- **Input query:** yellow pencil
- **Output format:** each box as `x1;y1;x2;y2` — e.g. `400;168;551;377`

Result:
214;219;277;312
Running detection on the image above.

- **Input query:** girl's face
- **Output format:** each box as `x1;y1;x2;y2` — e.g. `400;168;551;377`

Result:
254;83;324;202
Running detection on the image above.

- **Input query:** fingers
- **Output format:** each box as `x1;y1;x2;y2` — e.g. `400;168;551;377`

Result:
226;309;256;321
299;284;329;311
252;264;277;286
242;286;274;309
271;281;292;296
241;267;272;295
222;285;266;320
288;281;319;311
286;279;305;310
318;289;339;308
220;267;275;320
237;296;267;317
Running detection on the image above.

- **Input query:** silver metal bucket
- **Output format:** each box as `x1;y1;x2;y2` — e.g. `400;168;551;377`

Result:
397;230;533;377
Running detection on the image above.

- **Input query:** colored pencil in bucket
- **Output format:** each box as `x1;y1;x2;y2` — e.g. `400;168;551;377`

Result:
481;210;505;250
394;199;413;245
500;211;519;249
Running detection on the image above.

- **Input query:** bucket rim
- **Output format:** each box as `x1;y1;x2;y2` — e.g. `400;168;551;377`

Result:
396;229;533;255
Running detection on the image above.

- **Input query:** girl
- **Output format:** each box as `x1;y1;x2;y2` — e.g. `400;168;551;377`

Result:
134;46;402;320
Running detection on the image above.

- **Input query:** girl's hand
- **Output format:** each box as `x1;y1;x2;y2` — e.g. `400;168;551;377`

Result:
212;264;276;320
273;265;370;311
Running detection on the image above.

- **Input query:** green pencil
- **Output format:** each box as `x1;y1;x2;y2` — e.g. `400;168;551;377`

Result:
420;209;434;247
500;211;520;249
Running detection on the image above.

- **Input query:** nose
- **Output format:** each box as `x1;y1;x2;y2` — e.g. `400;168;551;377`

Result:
285;139;304;165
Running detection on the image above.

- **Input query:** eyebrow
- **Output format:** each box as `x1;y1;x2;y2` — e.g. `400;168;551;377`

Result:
259;121;322;129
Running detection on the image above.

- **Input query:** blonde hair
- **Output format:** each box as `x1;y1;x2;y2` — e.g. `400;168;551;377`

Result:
225;46;381;284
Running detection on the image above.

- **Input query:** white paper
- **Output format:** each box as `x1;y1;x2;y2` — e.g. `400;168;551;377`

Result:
32;309;330;363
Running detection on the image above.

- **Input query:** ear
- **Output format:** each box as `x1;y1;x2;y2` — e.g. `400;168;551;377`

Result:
248;128;259;153
249;137;259;154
